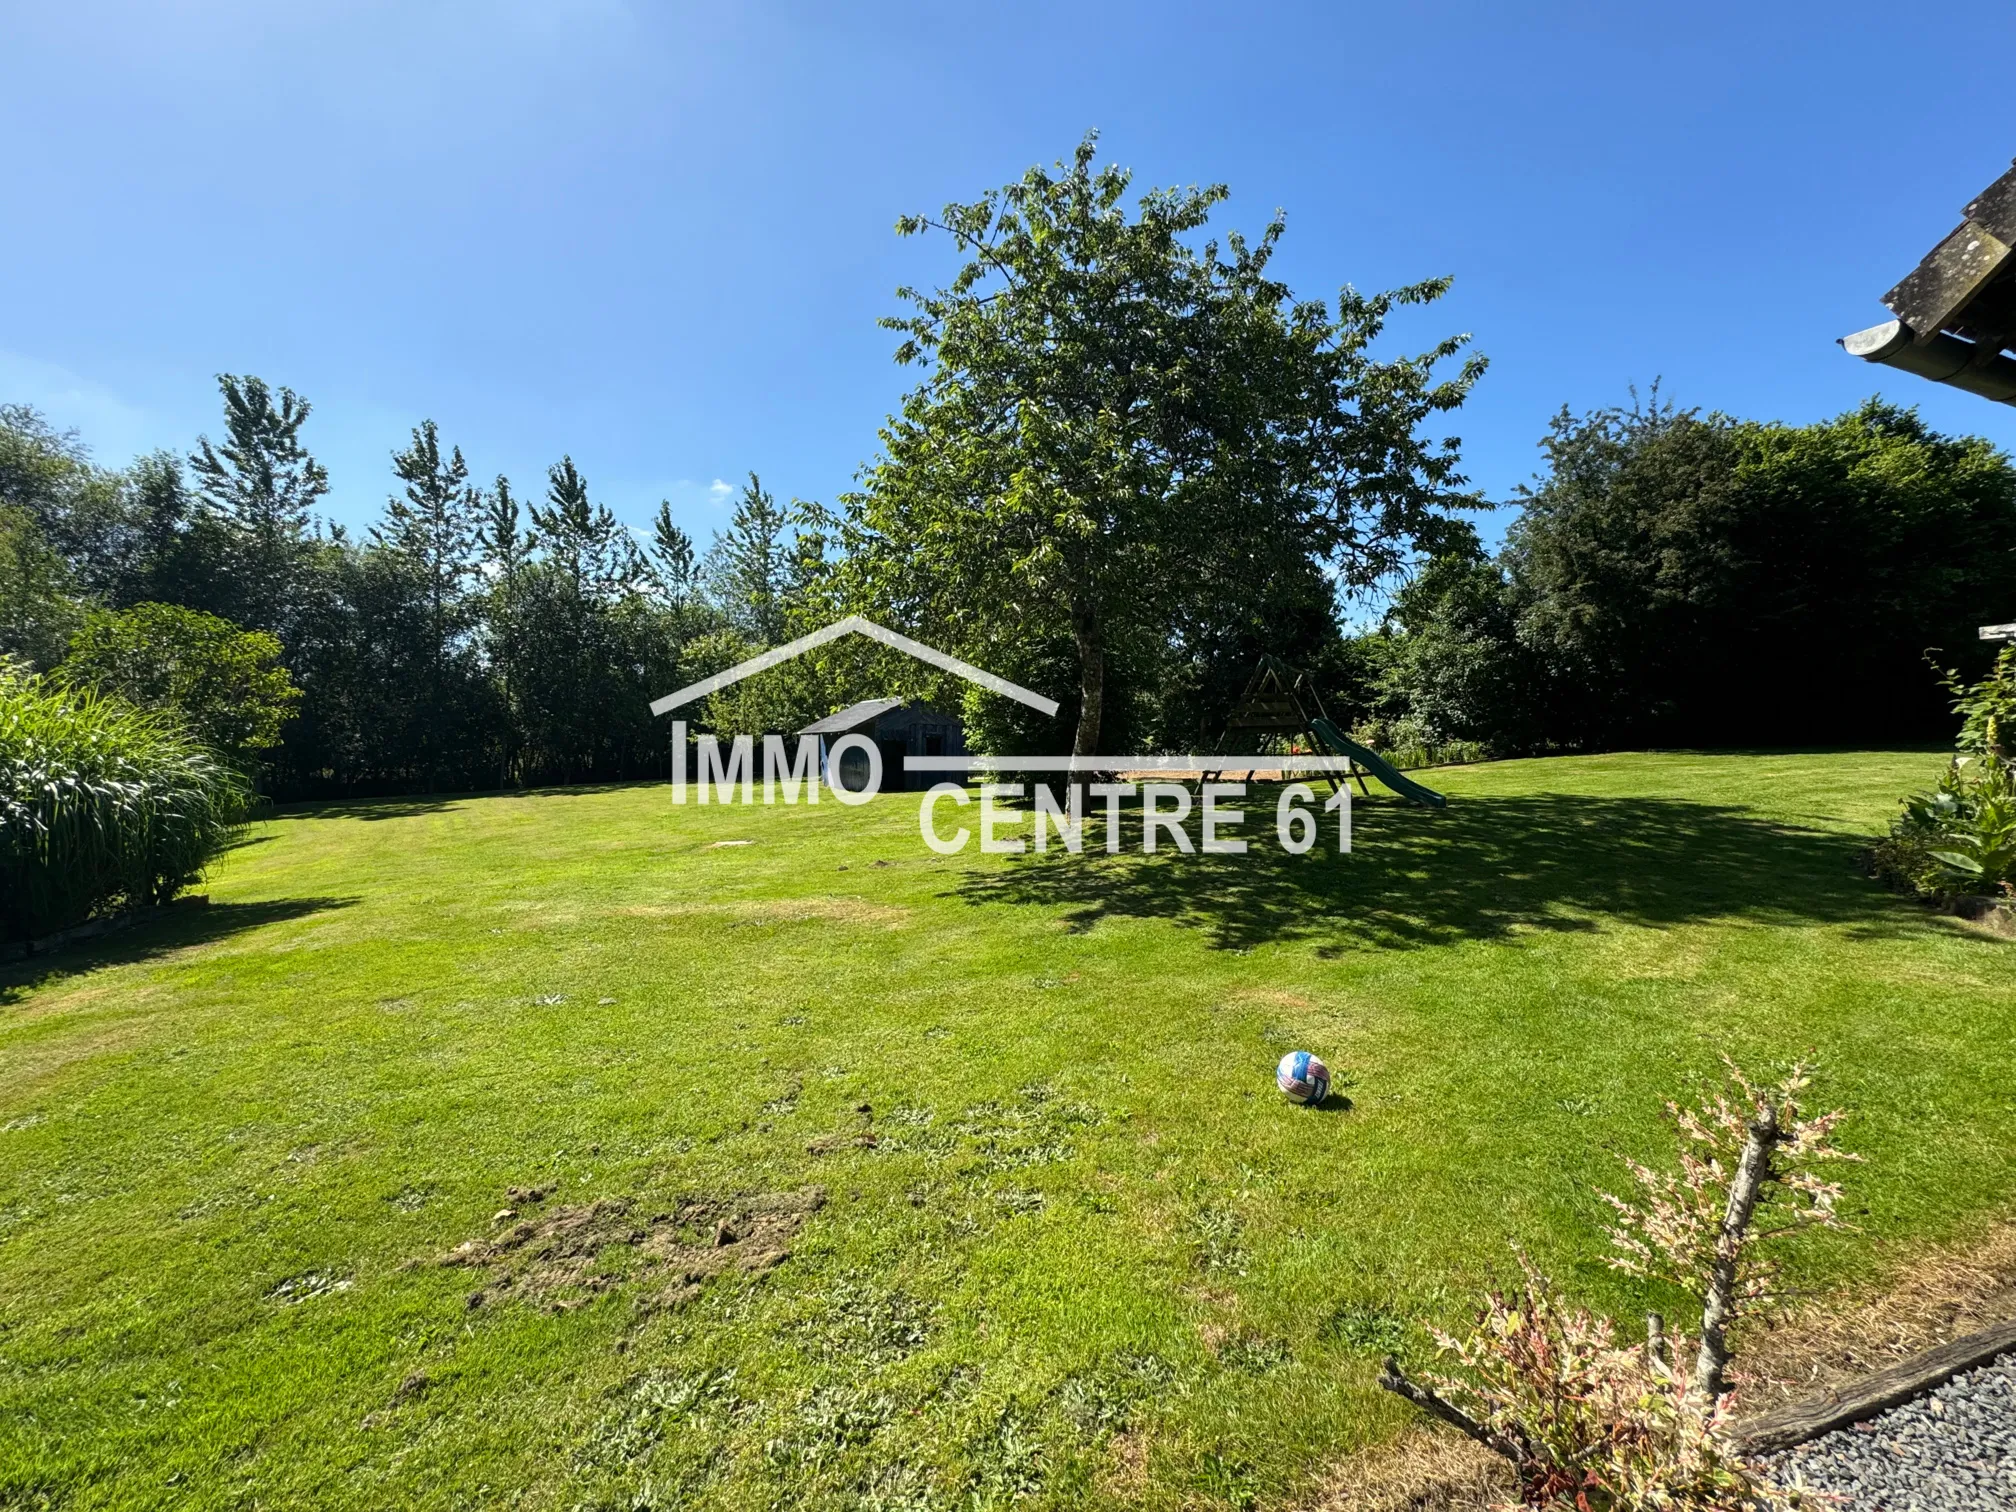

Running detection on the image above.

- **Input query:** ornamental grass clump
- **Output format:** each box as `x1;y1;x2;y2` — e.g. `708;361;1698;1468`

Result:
0;666;250;941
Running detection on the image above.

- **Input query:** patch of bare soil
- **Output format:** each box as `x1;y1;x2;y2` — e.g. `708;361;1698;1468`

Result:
1302;1427;1512;1512
1100;1430;1151;1501
1227;988;1314;1010
806;1131;878;1154
805;1102;878;1155
1733;1218;2016;1411
440;1185;826;1312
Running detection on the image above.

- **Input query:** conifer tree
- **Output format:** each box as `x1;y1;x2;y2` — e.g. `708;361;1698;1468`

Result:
648;501;699;606
530;456;639;597
378;420;480;642
705;472;790;644
188;375;328;639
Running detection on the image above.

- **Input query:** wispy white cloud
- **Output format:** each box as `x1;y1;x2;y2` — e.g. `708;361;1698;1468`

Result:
0;351;163;464
708;478;733;504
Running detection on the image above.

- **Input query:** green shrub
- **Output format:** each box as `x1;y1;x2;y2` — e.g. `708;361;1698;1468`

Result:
59;602;300;775
1873;758;2016;898
0;668;250;941
1875;646;2016;900
1346;715;1486;772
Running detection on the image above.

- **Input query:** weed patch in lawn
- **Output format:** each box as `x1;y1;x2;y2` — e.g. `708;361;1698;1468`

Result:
1320;1301;1411;1356
441;1186;826;1312
266;1270;353;1305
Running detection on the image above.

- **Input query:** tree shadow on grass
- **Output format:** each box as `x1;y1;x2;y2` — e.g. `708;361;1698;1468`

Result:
0;897;358;1006
954;793;1971;952
262;780;663;823
263;794;471;822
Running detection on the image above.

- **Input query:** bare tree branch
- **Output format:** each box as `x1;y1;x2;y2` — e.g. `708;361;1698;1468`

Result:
1377;1355;1525;1464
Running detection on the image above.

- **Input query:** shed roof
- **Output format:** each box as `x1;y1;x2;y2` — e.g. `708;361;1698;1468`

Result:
1842;157;2016;407
799;697;905;735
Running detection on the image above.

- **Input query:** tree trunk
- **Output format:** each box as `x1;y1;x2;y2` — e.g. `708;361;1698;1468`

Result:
1694;1103;1779;1401
1070;596;1104;756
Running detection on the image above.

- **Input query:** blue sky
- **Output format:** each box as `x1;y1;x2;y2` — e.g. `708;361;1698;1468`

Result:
6;0;2013;568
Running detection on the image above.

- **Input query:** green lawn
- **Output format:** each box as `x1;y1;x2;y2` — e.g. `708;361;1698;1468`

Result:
4;751;2012;1510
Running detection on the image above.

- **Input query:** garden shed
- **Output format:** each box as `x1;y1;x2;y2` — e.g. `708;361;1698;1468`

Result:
799;699;964;792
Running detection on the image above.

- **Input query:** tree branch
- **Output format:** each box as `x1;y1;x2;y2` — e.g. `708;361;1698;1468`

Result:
1377;1356;1525;1464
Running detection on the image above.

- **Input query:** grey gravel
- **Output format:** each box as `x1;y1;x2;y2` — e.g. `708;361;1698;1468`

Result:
1766;1353;2016;1510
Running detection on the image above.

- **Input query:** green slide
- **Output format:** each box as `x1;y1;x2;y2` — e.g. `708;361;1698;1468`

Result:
1309;718;1447;808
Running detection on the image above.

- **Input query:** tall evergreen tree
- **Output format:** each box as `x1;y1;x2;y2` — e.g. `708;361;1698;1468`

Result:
478;476;529;788
377;420;480;636
705;472;790;644
188;376;328;638
362;422;486;788
530;456;639;596
481;476;529;579
648;501;700;606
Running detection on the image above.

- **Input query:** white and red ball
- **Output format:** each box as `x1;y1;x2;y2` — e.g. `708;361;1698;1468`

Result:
1275;1050;1330;1106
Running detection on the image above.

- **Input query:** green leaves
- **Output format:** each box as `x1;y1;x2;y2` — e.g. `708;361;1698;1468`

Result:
1882;739;2016;898
0;667;250;941
849;134;1485;753
58;602;301;776
1934;644;2016;763
1924;782;2016;885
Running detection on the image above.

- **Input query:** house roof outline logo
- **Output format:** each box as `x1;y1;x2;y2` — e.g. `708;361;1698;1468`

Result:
647;615;1059;718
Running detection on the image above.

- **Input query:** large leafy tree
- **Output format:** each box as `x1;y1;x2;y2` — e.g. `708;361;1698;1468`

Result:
839;135;1486;754
59;602;301;775
0;506;82;671
1505;395;2016;747
1381;393;2016;753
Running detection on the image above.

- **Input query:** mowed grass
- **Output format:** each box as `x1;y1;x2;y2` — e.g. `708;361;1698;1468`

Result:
4;751;2013;1510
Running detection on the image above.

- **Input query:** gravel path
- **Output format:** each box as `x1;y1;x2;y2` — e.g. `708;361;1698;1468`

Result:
1767;1353;2016;1510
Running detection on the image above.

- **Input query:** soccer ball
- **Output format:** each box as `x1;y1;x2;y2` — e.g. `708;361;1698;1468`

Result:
1276;1050;1330;1106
